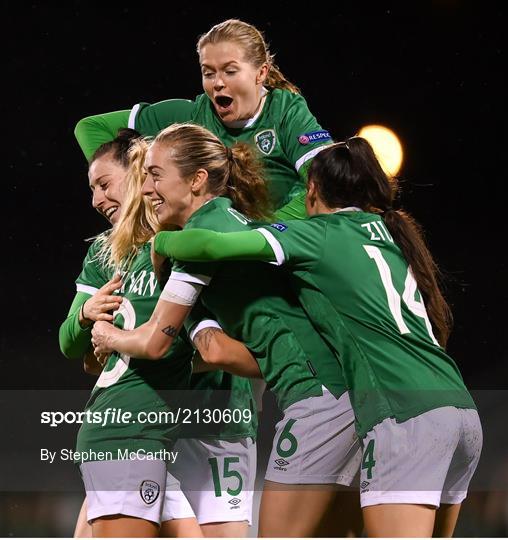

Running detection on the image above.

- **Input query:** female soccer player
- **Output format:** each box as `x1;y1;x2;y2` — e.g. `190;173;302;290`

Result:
60;131;201;537
150;137;483;537
74;18;334;220
60;131;256;538
104;140;259;539
91;123;362;537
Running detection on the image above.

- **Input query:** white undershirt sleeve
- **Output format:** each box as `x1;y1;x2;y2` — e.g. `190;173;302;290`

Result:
160;277;203;306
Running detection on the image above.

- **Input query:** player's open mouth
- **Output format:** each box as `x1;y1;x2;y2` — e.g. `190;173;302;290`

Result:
104;207;118;220
215;95;234;113
153;199;164;212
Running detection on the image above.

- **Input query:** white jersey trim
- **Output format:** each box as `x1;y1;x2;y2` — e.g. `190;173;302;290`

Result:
336;206;363;213
128;104;140;129
295;145;330;172
189;319;223;343
169;271;211;286
76;284;99;295
255;228;285;266
160;279;202;306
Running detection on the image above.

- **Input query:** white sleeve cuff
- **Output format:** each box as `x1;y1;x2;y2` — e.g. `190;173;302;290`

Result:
295;145;330;171
128;104;140;129
76;283;99;295
189;319;223;343
255;228;285;265
169;270;211;286
160;278;202;306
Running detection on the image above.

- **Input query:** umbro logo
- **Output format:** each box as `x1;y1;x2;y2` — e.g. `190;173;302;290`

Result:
229;498;241;508
274;458;290;471
360;480;370;492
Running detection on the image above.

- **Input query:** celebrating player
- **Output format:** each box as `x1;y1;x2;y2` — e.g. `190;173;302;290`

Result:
60;131;257;537
91;123;363;537
104;139;259;539
59;131;201;537
151;136;483;537
74;18;334;220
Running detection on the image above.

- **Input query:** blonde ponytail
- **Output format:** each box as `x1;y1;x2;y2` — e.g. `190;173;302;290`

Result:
155;123;272;220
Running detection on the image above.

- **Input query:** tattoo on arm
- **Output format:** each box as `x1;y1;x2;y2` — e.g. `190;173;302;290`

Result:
194;327;223;351
161;325;178;337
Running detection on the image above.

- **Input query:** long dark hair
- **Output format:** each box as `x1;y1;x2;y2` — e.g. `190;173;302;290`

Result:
308;137;453;347
90;128;140;166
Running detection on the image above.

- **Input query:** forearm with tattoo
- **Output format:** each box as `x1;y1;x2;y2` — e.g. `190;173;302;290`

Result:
162;325;179;337
193;327;223;351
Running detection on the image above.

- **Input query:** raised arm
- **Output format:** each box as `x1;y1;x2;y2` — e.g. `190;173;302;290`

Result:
74;110;130;160
154;229;276;263
75;99;196;161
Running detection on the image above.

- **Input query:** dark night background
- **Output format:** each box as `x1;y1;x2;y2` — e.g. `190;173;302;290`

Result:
1;1;507;536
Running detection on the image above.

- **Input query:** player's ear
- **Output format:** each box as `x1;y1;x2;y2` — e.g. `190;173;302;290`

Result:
191;169;209;194
256;62;269;85
305;179;318;214
307;179;317;201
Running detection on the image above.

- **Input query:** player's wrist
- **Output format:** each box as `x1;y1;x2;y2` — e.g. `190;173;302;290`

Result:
78;301;93;328
108;326;124;350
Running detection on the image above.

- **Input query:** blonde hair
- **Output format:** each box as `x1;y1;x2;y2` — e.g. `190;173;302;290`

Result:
155;123;272;220
197;19;300;94
99;138;159;270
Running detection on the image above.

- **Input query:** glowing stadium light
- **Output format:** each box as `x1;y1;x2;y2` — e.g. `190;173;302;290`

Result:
358;125;404;176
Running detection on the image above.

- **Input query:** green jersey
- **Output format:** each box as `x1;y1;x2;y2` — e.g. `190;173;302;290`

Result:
167;197;347;411
258;210;476;437
130;89;333;208
75;240;193;460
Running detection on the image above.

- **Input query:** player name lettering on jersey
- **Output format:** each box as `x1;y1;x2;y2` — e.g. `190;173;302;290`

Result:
118;269;158;297
361;220;394;243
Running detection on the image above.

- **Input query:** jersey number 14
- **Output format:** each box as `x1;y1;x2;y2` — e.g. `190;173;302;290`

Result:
364;245;439;346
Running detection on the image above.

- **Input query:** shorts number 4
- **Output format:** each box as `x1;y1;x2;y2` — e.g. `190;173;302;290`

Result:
362;439;376;480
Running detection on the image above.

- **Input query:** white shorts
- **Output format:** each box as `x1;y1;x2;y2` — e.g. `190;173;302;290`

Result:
360;407;482;508
265;389;361;485
171;437;256;525
80;458;195;525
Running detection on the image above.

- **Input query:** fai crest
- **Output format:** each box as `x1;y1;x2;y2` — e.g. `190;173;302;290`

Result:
255;129;276;155
139;479;160;505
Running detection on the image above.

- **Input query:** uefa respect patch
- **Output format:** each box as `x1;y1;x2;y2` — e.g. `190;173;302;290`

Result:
269;223;288;232
297;130;332;145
